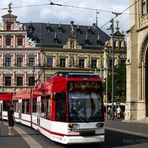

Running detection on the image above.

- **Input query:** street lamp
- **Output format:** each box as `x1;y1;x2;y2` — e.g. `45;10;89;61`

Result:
111;18;115;120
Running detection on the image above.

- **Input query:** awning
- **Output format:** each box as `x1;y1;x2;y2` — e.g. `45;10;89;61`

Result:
0;93;13;100
13;89;31;100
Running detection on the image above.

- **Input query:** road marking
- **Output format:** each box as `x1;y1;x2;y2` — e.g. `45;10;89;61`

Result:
106;127;148;138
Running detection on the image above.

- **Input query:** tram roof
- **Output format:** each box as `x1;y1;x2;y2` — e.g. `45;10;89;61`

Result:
49;71;100;79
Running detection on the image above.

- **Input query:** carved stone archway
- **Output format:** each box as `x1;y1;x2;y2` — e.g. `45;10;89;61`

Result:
141;35;148;116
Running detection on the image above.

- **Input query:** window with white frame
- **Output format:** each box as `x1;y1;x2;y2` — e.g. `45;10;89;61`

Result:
47;57;53;67
17;57;23;67
29;57;34;67
5;57;11;67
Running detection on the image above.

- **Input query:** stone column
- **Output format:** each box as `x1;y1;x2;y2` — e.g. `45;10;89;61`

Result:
13;71;16;86
24;71;27;86
24;53;27;67
13;53;16;66
13;34;16;47
37;52;40;66
2;35;4;48
1;53;4;66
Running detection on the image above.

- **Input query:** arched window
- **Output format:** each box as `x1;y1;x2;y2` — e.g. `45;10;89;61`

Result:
142;0;148;15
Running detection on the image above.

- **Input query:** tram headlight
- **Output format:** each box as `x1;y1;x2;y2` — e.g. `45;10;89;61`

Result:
96;122;104;128
68;123;79;129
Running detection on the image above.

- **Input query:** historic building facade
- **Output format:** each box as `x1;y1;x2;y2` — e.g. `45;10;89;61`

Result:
0;7;41;93
0;4;126;96
125;0;148;120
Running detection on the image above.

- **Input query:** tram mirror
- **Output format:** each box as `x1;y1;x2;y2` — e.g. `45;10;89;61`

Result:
53;92;66;101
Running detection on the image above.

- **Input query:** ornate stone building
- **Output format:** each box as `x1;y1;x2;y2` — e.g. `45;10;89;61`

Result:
0;4;126;96
125;0;148;120
0;6;41;93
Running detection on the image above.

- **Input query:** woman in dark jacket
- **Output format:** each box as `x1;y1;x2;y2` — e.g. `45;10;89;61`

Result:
8;105;15;135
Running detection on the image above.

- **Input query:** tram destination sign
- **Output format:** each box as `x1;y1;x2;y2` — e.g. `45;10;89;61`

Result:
68;82;100;91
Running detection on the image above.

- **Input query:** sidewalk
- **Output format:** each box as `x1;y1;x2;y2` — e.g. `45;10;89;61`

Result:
0;121;43;148
105;119;148;138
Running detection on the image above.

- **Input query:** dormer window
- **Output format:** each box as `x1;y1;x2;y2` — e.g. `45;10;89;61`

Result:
6;21;11;30
88;26;93;34
113;41;116;48
85;33;91;45
58;23;63;33
46;23;52;32
119;41;122;48
54;32;59;44
6;35;11;46
76;25;82;34
17;35;23;46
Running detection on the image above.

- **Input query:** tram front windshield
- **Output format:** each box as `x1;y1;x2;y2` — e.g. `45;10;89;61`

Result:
69;92;104;122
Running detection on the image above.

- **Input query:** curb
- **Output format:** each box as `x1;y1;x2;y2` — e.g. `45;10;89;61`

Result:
122;120;148;125
106;127;148;139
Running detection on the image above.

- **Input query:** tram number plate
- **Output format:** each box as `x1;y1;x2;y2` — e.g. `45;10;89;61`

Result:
80;131;95;136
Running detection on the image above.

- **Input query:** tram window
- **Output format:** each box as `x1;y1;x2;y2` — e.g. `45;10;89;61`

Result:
22;100;30;114
33;98;37;112
46;95;50;119
22;100;25;113
54;92;66;101
55;93;66;121
26;99;30;114
3;101;11;111
3;101;7;111
13;101;19;112
41;97;46;113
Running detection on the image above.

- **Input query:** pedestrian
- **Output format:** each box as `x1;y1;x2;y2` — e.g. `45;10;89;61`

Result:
7;105;15;135
116;106;121;119
107;107;111;119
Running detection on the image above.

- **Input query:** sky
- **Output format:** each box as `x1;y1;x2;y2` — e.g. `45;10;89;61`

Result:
0;0;130;35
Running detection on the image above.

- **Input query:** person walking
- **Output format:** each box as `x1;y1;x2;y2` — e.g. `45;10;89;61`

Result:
7;105;15;135
107;107;112;119
116;106;121;119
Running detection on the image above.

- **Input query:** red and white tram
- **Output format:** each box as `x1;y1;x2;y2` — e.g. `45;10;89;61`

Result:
0;72;105;144
0;93;13;121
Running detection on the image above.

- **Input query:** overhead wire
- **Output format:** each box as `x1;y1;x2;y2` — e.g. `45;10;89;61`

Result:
100;0;140;29
0;0;141;16
0;0;146;60
0;0;141;30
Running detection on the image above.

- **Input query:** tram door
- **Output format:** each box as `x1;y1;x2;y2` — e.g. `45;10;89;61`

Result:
0;101;3;123
37;96;41;127
18;99;22;120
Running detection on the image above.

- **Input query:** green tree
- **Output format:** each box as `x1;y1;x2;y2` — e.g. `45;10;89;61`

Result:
104;63;126;103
